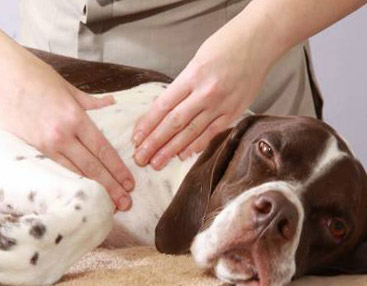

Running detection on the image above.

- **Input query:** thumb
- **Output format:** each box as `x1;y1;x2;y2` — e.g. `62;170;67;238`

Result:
70;86;115;110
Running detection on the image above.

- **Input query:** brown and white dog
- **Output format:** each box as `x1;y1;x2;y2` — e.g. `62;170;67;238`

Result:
0;53;366;286
156;112;367;286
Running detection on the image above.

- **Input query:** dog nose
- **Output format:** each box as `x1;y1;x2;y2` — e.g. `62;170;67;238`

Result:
253;191;299;240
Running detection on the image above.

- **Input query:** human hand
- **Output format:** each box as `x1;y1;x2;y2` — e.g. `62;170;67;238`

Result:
132;19;269;170
0;32;134;211
133;0;365;171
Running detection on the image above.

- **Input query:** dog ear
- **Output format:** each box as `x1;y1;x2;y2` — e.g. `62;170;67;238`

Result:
155;115;258;254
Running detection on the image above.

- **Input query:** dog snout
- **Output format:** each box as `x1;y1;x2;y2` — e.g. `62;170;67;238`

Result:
253;191;299;240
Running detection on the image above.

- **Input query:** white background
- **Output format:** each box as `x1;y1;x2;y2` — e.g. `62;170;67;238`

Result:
1;1;366;167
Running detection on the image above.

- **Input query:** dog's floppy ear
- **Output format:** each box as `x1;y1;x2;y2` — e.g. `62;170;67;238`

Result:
155;115;257;254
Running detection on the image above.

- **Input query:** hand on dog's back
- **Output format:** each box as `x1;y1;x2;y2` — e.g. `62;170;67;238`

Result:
0;30;134;211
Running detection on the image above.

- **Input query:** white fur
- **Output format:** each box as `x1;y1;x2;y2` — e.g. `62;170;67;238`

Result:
0;82;198;285
215;258;254;283
0;130;114;285
87;82;199;246
306;135;347;187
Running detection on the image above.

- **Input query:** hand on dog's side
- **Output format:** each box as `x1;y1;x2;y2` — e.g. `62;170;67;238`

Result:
0;30;134;211
132;18;266;170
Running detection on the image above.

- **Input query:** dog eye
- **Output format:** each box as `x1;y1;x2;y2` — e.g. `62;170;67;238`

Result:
327;218;348;240
258;140;273;159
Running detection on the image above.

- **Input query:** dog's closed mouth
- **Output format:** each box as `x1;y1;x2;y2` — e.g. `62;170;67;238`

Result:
216;270;261;286
213;248;265;286
218;276;260;286
229;271;261;286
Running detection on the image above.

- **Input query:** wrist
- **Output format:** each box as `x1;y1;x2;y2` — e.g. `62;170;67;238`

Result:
197;3;287;81
229;1;291;72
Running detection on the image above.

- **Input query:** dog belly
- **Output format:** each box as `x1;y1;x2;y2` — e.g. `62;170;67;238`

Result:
104;155;197;247
88;82;198;247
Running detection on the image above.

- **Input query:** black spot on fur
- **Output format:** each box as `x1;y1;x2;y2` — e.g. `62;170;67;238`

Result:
29;223;46;239
15;155;25;161
2;215;20;224
28;191;36;202
75;205;81;211
82;217;87;223
163;180;173;194
35;154;46;159
161;84;168;89
6;204;13;210
30;252;39;265
55;234;63;244
24;218;37;224
0;234;17;250
75;190;86;201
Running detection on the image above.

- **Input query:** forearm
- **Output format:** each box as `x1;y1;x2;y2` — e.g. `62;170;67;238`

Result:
0;29;25;61
133;0;365;167
0;29;40;78
216;0;366;72
0;29;58;94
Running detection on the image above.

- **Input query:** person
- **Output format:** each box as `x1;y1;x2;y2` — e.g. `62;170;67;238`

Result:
0;0;365;211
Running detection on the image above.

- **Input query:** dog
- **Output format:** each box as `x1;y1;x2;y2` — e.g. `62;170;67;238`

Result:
0;80;366;286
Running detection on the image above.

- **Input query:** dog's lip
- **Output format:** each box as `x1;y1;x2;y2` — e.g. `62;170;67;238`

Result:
215;249;268;286
217;274;260;286
216;248;266;286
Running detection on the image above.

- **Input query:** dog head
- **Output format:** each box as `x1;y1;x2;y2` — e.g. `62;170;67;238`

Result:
155;115;367;286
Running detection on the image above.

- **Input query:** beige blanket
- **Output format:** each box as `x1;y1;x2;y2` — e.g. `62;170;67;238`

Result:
56;247;367;286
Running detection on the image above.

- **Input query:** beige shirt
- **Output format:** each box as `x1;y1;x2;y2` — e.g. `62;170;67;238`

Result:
20;0;322;118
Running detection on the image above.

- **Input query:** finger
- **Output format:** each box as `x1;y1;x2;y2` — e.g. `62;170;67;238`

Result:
179;115;230;160
62;138;132;211
77;115;135;192
150;111;218;170
70;85;115;110
130;115;144;144
132;78;191;147
134;94;204;166
76;93;115;110
51;152;83;175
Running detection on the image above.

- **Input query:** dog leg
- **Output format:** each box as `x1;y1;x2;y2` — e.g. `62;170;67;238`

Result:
0;130;114;285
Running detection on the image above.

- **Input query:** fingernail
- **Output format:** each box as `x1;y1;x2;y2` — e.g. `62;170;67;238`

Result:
151;154;168;170
105;95;115;104
133;131;145;147
118;196;132;211
123;179;134;192
179;149;193;161
134;148;148;165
